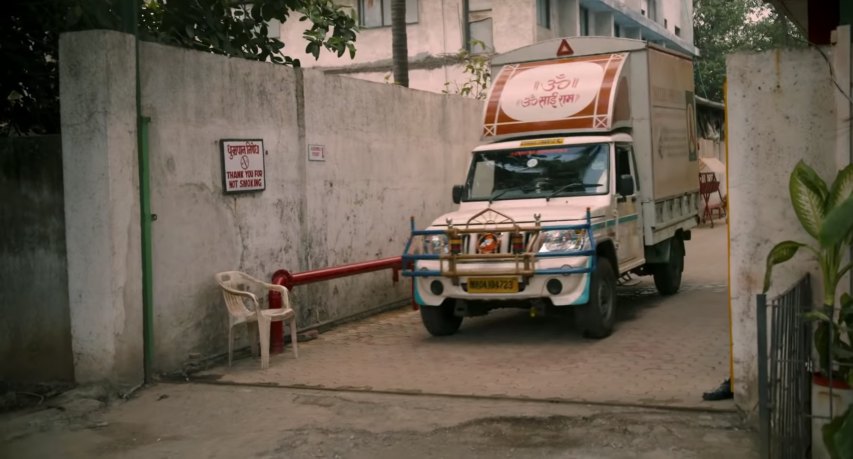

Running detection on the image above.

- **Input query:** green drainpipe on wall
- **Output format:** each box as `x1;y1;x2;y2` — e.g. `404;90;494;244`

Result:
122;0;155;383
139;113;154;383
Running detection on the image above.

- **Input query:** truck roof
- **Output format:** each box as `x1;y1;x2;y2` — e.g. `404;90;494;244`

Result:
472;134;633;153
491;37;691;68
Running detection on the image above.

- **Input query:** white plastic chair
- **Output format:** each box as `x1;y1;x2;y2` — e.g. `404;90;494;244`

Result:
214;271;298;369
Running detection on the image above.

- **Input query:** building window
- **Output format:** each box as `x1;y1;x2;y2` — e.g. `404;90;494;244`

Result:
664;19;668;29
643;0;657;22
674;26;681;37
579;6;589;36
537;0;550;29
614;23;621;37
468;18;494;52
358;0;418;28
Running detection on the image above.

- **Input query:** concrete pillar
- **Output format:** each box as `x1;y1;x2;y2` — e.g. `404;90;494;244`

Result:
557;0;580;37
594;11;614;37
623;27;642;39
726;48;837;417
59;30;143;388
492;0;536;52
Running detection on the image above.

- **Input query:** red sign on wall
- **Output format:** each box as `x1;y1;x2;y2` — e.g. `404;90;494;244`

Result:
220;139;265;194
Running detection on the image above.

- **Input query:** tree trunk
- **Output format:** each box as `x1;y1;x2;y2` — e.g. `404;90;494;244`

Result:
391;0;409;87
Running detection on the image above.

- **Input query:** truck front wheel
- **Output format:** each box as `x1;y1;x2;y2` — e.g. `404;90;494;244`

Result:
576;257;617;339
653;238;684;295
420;300;463;336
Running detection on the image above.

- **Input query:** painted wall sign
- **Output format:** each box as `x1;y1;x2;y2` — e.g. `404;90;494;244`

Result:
308;144;326;161
220;139;265;193
483;53;627;138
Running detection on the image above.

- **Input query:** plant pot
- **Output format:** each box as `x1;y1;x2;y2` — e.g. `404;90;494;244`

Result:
811;373;853;459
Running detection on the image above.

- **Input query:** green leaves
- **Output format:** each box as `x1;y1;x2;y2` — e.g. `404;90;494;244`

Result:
773;161;853;459
790;160;829;238
820;196;853;247
828;164;853;209
823;405;853;459
137;0;357;64
693;0;803;101
763;240;806;293
442;41;491;100
2;0;358;135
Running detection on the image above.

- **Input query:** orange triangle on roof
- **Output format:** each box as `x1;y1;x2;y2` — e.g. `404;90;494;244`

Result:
556;39;574;57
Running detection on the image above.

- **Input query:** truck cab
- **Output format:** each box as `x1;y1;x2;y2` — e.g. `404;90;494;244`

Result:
403;37;699;338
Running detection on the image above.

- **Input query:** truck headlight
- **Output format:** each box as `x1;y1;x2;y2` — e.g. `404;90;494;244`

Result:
539;230;589;253
423;234;449;255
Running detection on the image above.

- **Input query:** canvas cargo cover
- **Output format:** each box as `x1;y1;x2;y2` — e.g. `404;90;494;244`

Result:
482;53;629;140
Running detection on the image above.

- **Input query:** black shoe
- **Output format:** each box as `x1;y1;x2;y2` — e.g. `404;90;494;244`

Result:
702;378;733;401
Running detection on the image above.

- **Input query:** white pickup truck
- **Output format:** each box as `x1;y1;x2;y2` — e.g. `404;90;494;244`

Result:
403;37;700;338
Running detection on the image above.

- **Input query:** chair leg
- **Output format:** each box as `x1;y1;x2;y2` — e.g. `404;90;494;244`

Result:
247;323;259;357
258;316;271;369
228;325;234;367
290;318;299;359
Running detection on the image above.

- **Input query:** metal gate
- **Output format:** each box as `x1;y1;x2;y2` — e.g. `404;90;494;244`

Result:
757;274;812;459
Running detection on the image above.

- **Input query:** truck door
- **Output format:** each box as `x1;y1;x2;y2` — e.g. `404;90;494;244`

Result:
615;144;644;267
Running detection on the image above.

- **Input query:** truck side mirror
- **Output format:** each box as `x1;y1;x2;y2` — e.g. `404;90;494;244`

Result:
618;175;635;196
452;185;466;204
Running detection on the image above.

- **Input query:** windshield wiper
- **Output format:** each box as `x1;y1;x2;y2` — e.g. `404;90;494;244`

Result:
488;184;533;204
545;183;604;201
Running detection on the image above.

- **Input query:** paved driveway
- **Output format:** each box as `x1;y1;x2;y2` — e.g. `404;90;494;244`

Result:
198;225;733;411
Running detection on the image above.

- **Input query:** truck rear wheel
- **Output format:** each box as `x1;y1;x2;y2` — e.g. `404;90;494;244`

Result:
576;257;616;339
653;238;684;295
420;300;463;336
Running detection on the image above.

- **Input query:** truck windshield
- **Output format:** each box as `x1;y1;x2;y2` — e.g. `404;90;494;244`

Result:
464;143;610;202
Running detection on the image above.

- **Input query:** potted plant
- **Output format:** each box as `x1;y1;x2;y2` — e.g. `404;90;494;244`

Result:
764;161;853;459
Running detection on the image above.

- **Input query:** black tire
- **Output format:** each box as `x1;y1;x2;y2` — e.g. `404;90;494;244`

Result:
576;257;617;339
653;238;684;296
420;300;463;336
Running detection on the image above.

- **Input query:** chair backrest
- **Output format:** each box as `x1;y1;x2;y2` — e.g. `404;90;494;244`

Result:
215;271;262;319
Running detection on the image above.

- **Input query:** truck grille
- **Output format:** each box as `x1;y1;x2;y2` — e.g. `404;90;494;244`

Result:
461;232;534;255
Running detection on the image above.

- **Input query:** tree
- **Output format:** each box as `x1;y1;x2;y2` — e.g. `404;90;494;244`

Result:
390;0;409;87
442;41;491;100
693;0;802;102
0;0;358;136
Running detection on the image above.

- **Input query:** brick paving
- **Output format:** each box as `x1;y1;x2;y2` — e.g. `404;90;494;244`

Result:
200;225;734;410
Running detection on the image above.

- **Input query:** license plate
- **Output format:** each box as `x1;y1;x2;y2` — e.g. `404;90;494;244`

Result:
467;277;519;294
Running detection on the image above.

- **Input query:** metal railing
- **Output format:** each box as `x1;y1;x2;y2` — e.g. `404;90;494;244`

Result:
271;257;402;291
757;274;812;459
266;256;404;352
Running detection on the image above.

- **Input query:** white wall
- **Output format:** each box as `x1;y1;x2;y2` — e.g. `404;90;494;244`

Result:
60;30;483;379
726;47;843;415
338;65;482;98
138;41;305;370
300;71;481;322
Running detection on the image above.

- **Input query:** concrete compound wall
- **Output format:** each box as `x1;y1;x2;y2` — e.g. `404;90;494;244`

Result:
0;136;74;383
60;30;483;382
726;47;845;416
60;31;144;387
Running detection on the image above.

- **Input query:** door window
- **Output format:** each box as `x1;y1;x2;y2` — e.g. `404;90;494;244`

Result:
615;144;638;194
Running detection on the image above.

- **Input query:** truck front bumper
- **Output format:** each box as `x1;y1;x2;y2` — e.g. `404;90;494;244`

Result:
412;257;592;307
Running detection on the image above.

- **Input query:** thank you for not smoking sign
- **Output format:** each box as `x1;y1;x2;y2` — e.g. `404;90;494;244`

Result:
220;139;265;194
